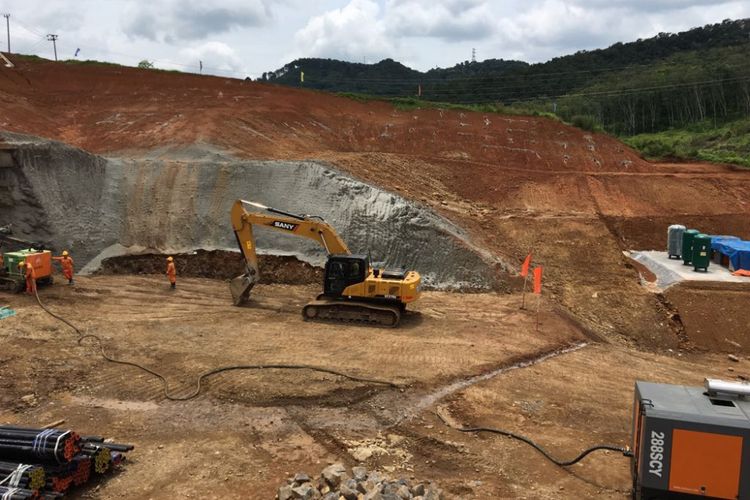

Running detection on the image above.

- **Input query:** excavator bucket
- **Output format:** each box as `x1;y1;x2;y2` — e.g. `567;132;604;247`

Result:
230;273;255;306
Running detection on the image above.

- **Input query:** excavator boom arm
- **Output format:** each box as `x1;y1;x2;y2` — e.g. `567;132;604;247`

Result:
229;200;350;305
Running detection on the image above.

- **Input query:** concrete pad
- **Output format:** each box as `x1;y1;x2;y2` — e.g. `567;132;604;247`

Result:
628;250;749;289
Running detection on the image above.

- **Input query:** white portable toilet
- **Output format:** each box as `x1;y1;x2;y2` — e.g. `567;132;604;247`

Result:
667;224;686;259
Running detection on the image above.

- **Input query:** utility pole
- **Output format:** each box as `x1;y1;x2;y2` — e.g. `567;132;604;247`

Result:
3;14;9;53
471;48;476;63
47;34;58;61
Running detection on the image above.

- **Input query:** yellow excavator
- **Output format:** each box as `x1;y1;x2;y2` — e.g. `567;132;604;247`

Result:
230;200;421;327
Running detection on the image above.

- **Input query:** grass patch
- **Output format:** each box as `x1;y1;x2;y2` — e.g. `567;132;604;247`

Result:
336;92;560;120
62;59;126;68
624;118;750;168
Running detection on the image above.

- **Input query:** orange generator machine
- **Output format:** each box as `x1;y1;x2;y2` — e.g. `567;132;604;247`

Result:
1;249;54;292
632;379;750;499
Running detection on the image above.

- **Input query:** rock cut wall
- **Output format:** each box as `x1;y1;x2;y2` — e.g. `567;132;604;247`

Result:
0;133;502;289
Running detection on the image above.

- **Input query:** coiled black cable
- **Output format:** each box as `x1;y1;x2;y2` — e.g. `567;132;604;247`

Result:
33;289;398;401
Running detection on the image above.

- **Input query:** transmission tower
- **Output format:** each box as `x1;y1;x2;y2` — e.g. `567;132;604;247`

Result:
471;48;476;63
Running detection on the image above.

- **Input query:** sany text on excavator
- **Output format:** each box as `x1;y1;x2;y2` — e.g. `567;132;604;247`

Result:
229;200;421;327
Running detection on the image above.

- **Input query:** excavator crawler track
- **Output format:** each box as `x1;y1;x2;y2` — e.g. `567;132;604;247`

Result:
0;277;24;293
302;297;401;328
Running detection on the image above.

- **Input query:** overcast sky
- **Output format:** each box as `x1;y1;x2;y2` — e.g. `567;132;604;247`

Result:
1;0;748;78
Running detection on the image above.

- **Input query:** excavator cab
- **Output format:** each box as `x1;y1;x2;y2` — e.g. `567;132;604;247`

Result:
324;255;368;297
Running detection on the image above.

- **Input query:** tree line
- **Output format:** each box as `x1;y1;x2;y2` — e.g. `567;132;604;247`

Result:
262;18;750;136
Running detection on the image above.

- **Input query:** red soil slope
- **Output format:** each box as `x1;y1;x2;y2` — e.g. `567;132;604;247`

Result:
0;56;653;170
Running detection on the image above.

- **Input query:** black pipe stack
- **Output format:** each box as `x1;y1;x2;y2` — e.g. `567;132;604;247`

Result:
0;462;45;490
0;486;44;499
0;426;133;497
0;428;80;465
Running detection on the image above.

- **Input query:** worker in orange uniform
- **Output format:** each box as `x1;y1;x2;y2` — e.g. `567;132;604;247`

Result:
52;250;75;285
19;261;36;295
166;256;176;290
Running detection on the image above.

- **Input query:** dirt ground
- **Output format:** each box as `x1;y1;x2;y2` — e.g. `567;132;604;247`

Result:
664;282;750;354
0;275;744;499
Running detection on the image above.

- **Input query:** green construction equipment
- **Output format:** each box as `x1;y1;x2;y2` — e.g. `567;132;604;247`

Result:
692;234;712;272
681;229;700;265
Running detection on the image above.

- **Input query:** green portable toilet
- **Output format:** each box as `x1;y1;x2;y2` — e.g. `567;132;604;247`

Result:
692;234;712;272
682;229;700;265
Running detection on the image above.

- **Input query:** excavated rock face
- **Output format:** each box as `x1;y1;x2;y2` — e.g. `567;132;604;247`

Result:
0;133;121;259
0;133;503;290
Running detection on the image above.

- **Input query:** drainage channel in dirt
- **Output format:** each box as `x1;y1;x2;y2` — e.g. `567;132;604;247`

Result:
284;341;591;433
391;341;590;425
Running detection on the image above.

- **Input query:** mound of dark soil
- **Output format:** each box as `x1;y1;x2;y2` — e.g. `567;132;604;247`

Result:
99;249;323;285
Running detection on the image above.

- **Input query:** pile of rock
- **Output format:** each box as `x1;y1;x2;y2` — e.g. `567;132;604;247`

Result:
277;463;443;500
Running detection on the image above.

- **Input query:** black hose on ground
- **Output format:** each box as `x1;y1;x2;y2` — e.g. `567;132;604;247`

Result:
436;410;632;467
33;289;399;401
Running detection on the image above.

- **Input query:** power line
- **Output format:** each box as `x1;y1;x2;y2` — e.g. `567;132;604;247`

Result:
287;69;750;105
283;59;750;88
277;43;750;85
279;52;750;103
23;37;48;54
318;73;750;106
8;26;46;54
438;76;750;105
12;17;44;39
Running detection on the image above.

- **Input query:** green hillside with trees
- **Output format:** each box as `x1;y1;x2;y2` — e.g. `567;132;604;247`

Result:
263;18;750;166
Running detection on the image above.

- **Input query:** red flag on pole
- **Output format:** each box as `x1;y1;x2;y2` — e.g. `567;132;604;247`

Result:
520;253;531;277
533;266;543;294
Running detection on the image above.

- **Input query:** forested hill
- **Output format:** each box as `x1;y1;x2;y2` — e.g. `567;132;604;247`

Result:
262;18;750;140
259;57;529;94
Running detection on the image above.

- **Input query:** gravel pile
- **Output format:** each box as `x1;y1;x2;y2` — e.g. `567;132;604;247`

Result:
277;463;443;500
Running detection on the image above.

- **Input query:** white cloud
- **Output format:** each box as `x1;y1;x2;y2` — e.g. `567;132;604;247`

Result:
174;41;246;75
2;0;750;77
485;0;750;63
289;0;496;64
122;0;274;42
572;0;733;12
385;0;495;41
498;0;607;52
291;0;396;62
